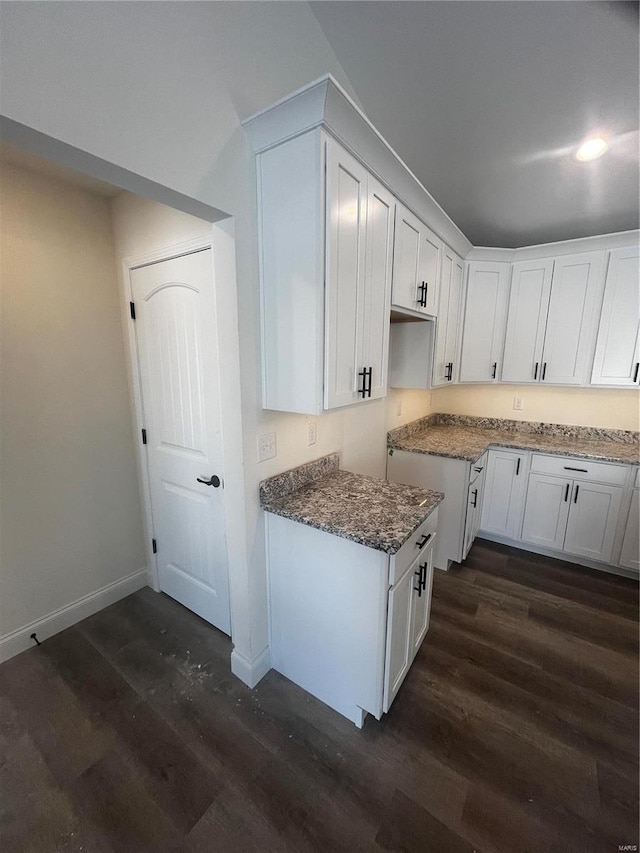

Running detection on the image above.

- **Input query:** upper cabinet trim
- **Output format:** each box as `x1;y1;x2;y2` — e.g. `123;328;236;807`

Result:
242;74;473;259
468;229;640;262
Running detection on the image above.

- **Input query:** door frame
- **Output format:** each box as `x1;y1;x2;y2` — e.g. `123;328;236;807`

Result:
119;228;245;628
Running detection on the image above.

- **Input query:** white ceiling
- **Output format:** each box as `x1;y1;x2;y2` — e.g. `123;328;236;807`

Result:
310;1;639;247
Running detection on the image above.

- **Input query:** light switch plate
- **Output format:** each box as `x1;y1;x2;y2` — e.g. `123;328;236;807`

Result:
257;432;277;462
307;420;317;446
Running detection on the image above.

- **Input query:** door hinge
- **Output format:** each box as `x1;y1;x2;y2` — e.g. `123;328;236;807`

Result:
141;428;147;445
152;538;157;554
129;301;136;320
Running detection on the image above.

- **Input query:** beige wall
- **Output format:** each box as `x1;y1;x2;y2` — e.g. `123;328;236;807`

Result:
0;163;146;640
431;384;639;432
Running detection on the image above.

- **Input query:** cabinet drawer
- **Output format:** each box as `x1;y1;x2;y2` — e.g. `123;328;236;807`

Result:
529;454;627;486
390;509;438;585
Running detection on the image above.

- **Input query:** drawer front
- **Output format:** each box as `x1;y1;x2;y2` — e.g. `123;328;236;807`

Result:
390;508;438;586
529;454;627;486
469;453;488;486
635;466;640;489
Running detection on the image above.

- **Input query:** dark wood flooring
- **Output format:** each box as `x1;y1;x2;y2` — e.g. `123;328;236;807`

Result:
1;540;638;852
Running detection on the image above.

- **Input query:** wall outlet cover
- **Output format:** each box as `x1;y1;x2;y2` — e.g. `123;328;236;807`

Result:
257;432;277;462
513;397;524;411
307;420;317;446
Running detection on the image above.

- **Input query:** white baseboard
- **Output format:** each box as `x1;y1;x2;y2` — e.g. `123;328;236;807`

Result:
231;645;271;689
0;568;148;664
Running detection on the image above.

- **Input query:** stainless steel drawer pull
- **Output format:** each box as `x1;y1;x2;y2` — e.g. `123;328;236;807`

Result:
563;466;588;473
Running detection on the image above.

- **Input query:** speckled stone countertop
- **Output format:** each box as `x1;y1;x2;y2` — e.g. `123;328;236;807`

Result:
388;414;640;465
260;454;443;554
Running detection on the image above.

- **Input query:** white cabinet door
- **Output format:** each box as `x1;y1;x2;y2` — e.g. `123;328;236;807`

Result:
361;178;395;401
463;459;487;558
619;490;640;571
591;246;640;388
433;247;463;386
564;481;623;564
480;449;527;540
501;259;554;384
324;141;368;409
383;562;415;712
541;251;606;385
459;261;510;382
392;203;441;317
410;542;435;658
419;226;441;316
521;473;571;551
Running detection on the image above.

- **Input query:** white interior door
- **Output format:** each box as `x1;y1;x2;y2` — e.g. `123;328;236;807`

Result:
130;249;231;634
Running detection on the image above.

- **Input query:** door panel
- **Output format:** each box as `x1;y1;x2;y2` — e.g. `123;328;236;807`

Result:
324;143;367;409
419;228;441;316
383;566;414;712
619;490;640;571
459;262;510;382
363;179;395;400
391;205;422;313
433;248;463;386
480;450;527;539
591;247;640;387
131;250;231;634
410;544;435;658
542;251;606;385
501;260;553;383
521;473;571;551
564;482;623;563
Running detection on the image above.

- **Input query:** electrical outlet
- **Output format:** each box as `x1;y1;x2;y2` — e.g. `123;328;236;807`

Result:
257;431;277;462
307;420;317;446
396;398;403;417
513;397;524;411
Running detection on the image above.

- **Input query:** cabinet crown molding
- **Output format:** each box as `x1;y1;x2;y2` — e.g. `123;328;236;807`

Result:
242;74;472;259
467;229;640;263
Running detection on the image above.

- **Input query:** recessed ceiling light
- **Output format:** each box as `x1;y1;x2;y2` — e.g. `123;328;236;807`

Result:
574;137;609;162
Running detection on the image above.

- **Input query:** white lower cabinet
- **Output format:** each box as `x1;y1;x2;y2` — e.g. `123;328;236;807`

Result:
267;509;438;727
521;457;624;564
383;538;435;711
480;449;528;539
619;488;639;572
387;450;486;569
521;473;571;551
463;460;487;558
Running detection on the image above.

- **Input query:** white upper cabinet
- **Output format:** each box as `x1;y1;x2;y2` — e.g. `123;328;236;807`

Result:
501;259;554;383
392;203;441;317
324;139;396;409
591;246;640;388
362;178;397;401
502;251;606;386
542;252;607;385
325;143;368;409
432;246;464;386
458;261;510;382
257;130;394;414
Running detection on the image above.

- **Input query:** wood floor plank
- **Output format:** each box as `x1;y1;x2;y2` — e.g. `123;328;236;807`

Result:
374;788;476;852
1;539;637;853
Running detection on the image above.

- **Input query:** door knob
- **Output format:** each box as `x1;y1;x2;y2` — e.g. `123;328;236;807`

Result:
197;474;221;487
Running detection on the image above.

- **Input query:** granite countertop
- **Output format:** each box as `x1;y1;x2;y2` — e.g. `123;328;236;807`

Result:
388;414;640;465
260;454;443;554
